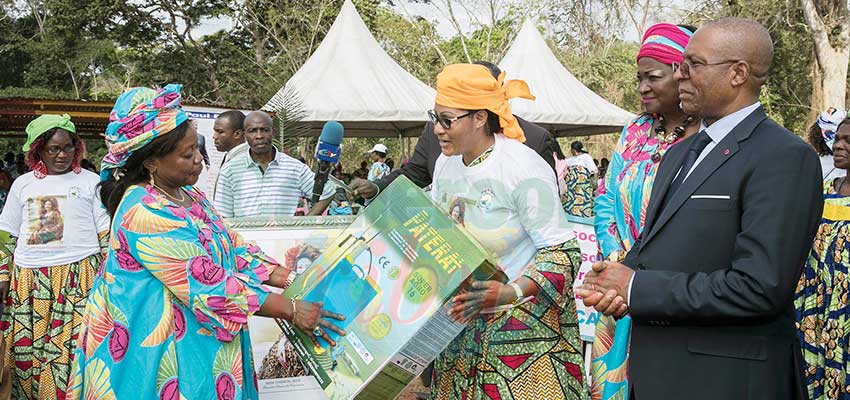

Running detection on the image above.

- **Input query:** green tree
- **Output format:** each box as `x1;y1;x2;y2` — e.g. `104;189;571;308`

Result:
694;0;818;134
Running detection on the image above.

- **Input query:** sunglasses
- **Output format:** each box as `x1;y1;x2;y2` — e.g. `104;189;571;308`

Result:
428;109;473;130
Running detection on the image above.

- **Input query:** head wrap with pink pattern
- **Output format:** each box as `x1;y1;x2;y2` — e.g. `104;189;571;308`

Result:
100;83;188;181
636;23;693;65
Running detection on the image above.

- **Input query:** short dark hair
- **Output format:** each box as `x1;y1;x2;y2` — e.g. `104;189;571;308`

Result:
571;141;587;153
218;110;245;131
484;111;501;134
678;24;697;34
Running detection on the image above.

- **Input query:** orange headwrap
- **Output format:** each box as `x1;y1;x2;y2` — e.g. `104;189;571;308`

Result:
435;64;535;143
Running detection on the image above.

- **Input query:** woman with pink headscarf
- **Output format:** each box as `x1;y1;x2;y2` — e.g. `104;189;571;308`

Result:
591;23;697;400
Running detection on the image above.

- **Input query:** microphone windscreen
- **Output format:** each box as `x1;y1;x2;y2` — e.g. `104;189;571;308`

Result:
319;121;344;145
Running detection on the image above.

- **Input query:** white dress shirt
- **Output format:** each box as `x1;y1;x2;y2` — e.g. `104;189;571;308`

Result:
625;102;762;304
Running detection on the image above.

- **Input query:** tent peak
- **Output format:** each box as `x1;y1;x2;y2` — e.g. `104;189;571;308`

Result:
499;18;634;136
262;0;436;137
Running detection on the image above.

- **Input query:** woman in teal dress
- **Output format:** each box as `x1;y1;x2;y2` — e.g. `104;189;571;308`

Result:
590;23;696;400
795;114;850;400
66;84;343;400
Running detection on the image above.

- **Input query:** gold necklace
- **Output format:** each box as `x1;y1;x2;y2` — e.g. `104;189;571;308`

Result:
154;184;187;203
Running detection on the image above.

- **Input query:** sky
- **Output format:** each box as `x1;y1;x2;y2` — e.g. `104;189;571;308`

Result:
194;0;700;43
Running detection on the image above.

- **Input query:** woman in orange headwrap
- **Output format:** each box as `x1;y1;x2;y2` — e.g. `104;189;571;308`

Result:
427;64;586;400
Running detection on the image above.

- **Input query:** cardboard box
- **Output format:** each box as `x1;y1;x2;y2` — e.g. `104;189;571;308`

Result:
279;176;506;400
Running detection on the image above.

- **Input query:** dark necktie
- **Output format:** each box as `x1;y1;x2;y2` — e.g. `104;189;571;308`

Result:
667;130;712;196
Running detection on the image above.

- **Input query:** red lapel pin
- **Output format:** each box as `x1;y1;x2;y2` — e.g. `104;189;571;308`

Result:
723;149;730;155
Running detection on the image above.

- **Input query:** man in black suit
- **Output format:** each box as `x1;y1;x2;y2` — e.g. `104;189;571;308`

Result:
349;61;557;199
577;18;823;399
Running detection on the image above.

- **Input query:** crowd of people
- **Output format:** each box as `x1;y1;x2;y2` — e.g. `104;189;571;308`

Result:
0;15;845;400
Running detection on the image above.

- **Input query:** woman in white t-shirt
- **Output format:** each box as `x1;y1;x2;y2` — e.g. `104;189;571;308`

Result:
567;141;598;174
427;63;586;400
0;114;110;399
562;141;598;218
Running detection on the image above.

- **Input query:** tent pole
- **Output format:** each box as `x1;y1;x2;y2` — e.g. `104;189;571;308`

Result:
398;130;405;161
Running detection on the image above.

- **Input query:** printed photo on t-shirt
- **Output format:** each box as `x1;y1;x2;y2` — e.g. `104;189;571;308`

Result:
26;195;65;245
448;196;467;227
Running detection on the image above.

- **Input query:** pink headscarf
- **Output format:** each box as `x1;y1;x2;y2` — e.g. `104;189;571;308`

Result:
636;23;693;65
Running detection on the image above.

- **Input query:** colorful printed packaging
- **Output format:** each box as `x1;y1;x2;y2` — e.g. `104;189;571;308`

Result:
279;176;506;400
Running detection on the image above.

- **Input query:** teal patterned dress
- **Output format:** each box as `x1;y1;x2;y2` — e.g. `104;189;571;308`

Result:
66;184;280;399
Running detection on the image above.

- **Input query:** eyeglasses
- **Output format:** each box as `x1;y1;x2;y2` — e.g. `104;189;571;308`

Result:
677;59;741;79
428;109;473;130
44;144;77;156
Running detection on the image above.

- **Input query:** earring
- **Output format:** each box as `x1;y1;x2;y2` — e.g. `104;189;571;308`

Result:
33;161;47;179
148;170;156;187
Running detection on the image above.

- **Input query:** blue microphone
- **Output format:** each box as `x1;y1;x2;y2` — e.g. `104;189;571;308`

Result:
312;121;344;203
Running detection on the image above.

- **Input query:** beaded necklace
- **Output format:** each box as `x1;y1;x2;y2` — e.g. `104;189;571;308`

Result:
650;114;695;162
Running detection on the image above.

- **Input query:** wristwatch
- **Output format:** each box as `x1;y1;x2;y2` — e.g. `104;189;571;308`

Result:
508;282;524;305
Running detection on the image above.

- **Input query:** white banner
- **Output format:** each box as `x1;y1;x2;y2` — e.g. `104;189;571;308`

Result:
184;106;244;197
568;217;601;342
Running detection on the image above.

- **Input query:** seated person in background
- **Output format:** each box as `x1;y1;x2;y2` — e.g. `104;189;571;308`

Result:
366;143;391;181
327;187;353;216
354;161;368;179
214;111;335;217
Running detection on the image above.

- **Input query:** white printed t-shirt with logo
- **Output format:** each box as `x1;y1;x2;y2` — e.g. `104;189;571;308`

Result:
0;170;110;268
430;134;574;280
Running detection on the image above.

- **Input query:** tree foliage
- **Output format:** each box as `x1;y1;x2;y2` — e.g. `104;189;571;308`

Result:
1;0;847;163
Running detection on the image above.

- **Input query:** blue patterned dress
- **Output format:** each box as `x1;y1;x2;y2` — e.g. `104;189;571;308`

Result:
66;184;280;400
795;179;850;400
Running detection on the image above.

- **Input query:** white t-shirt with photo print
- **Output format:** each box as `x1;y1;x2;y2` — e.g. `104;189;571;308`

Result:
0;170;110;268
430;134;574;280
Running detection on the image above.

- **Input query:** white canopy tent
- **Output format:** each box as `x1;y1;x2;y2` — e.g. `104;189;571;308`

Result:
499;20;634;137
262;0;436;139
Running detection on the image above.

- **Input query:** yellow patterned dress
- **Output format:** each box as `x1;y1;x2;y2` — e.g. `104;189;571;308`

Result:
795;179;850;400
0;171;109;400
429;242;587;400
0;253;103;399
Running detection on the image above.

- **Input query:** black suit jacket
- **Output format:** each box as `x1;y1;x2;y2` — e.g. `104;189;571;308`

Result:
374;116;557;190
623;106;822;400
